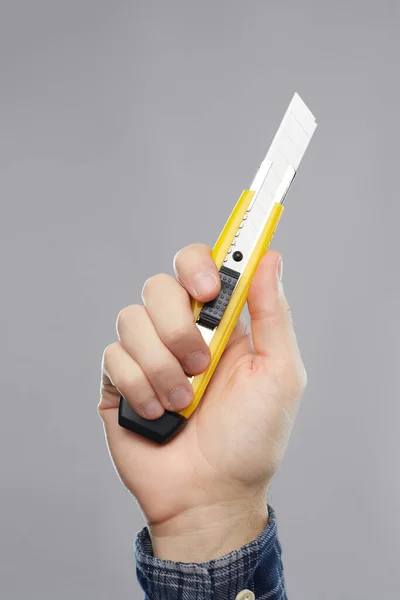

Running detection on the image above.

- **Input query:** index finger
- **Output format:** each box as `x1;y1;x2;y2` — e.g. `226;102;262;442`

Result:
173;243;221;302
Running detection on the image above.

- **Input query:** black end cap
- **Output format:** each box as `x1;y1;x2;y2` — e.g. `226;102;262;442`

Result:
118;396;187;444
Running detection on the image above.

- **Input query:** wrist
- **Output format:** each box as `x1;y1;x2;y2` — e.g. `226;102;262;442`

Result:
149;496;269;562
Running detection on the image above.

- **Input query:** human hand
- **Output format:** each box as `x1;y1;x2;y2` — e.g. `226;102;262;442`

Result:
98;244;306;561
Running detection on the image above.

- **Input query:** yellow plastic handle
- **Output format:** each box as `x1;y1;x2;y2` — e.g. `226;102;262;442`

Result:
190;189;255;320
180;196;284;420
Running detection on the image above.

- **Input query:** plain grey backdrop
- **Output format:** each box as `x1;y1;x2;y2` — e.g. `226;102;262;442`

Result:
1;1;399;598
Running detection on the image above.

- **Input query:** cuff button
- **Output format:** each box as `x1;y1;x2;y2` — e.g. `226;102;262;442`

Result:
235;590;255;600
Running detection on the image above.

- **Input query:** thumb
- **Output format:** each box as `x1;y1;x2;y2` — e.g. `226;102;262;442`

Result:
247;250;298;359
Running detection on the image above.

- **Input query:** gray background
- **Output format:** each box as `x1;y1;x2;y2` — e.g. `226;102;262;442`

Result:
1;1;399;598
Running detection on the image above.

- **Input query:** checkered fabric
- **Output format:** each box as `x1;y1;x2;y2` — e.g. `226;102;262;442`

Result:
134;506;287;600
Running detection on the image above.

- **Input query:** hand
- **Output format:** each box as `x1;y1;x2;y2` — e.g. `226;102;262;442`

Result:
98;244;307;561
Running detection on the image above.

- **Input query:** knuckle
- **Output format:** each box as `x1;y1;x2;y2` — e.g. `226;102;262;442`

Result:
147;361;184;389
115;371;140;395
147;360;170;380
162;325;190;347
142;273;171;298
102;342;118;369
116;304;144;332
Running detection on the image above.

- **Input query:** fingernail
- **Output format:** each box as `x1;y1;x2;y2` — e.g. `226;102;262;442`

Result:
277;257;283;282
168;386;192;411
143;399;164;419
183;351;209;374
192;271;219;297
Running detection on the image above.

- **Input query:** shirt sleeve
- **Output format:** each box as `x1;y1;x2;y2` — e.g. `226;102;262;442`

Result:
134;505;287;600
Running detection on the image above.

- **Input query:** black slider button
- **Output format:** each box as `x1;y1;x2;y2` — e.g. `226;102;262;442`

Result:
197;265;240;330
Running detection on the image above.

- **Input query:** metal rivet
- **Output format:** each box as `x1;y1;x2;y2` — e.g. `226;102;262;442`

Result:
232;251;243;262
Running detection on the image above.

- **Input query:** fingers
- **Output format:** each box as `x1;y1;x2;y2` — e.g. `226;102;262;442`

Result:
117;304;194;412
102;342;165;419
247;251;299;360
142;273;211;374
99;243;224;421
173;243;220;301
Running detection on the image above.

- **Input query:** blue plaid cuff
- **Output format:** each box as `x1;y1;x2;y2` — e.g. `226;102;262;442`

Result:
134;505;287;600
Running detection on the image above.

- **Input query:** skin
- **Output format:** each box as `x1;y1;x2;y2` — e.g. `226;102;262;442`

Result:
98;244;307;562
